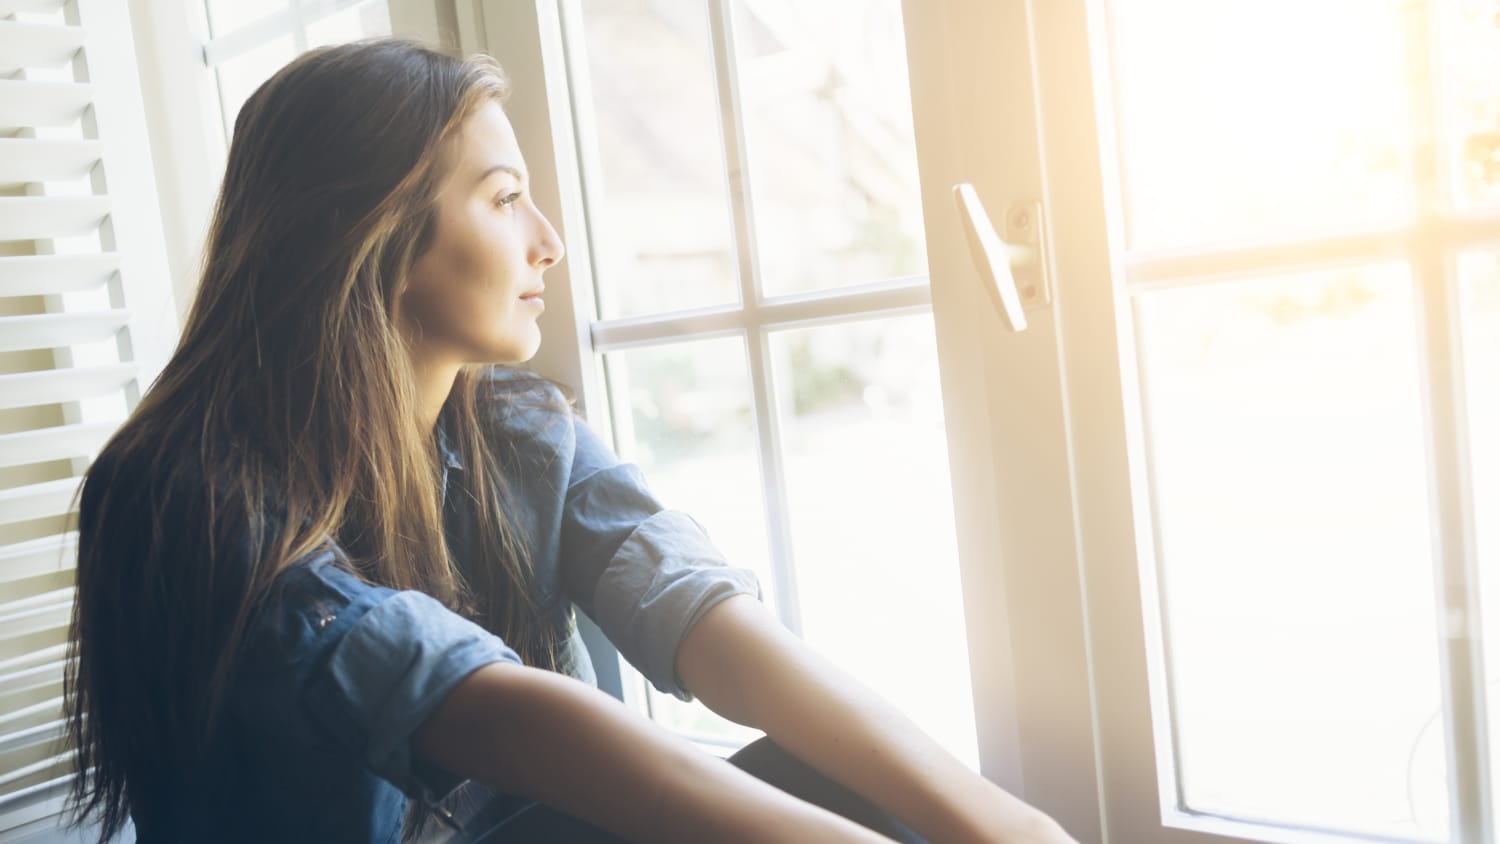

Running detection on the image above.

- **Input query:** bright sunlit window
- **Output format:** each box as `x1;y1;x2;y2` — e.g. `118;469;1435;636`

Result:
562;0;980;767
1104;0;1500;838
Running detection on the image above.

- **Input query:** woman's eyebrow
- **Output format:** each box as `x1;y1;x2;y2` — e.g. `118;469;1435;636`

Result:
476;163;525;185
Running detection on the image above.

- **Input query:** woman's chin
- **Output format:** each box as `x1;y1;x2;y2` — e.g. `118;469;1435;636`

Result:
493;334;542;365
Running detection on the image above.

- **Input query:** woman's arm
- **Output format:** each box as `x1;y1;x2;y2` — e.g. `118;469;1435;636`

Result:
411;660;893;844
674;595;1078;844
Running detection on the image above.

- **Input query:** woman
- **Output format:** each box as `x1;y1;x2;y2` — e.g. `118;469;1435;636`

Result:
65;39;1076;844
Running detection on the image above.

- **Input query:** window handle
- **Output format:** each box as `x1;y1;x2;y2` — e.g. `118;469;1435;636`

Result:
952;184;1049;333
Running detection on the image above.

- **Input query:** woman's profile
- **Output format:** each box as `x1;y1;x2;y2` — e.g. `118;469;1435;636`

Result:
63;39;1076;844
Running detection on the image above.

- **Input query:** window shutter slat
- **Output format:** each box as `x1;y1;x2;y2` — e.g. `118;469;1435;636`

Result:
0;196;110;242
0;425;113;469
0;480;78;527
0;643;67;678
0;725;67;785
0;777;72;839
0;254;118;296
0;700;64;742
0;666;65;711
0;719;68;798
0;753;71;794
0;80;91;131
0;604;68;646
0;312;129;354
0;720;65;761
0;537;76;587
0;139;102;186
0;20;83;71
0;715;71;814
0;588;73;619
0;366;138;411
0;1;67;17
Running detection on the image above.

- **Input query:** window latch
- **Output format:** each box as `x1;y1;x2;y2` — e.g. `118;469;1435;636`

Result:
952;184;1052;333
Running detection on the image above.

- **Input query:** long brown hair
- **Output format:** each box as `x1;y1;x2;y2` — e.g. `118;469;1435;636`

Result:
64;39;569;841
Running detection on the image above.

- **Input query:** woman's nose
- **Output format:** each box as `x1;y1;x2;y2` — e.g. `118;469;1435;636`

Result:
531;210;564;269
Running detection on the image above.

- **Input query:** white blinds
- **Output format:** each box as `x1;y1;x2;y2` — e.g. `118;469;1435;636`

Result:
0;0;176;838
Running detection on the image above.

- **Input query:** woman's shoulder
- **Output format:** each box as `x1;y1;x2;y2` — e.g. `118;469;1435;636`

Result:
81;423;206;524
247;550;397;654
468;366;633;487
84;423;276;535
464;365;580;457
474;365;573;422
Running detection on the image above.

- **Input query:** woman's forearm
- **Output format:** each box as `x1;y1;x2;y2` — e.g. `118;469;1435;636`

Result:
412;661;893;844
676;595;1075;844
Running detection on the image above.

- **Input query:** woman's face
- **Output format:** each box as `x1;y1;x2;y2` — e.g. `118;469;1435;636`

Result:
400;101;564;366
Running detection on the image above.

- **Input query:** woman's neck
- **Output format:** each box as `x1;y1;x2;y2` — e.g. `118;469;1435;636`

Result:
411;356;463;433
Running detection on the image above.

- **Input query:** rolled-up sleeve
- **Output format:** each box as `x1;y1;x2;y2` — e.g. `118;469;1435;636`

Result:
589;510;761;700
238;557;522;805
559;417;762;701
478;367;762;700
304;589;522;802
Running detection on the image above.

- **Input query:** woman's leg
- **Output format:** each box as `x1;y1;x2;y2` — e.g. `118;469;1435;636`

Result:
726;737;927;844
463;736;927;843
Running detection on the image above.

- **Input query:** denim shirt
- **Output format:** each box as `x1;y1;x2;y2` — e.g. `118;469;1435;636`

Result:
130;368;761;843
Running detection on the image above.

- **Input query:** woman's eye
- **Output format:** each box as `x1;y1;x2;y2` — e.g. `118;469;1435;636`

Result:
494;191;522;209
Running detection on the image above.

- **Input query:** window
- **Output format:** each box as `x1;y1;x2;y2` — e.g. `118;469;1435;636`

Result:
467;0;982;765
899;0;1500;841
559;0;979;763
484;0;1500;840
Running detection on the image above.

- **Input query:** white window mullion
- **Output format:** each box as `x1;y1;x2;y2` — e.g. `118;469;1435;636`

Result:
1420;233;1493;844
1405;3;1493;840
527;0;614;428
1124;222;1500;293
554;0;616;334
289;0;309;53
588;277;932;353
200;8;301;66
706;0;804;636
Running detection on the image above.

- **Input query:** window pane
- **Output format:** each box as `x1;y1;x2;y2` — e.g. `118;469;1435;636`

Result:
205;0;290;38
603;337;769;747
214;36;297;138
1135;266;1446;839
1440;0;1500;206
733;0;927;297
769;316;978;769
1462;251;1500;817
1108;0;1414;250
306;1;391;48
571;1;740;319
